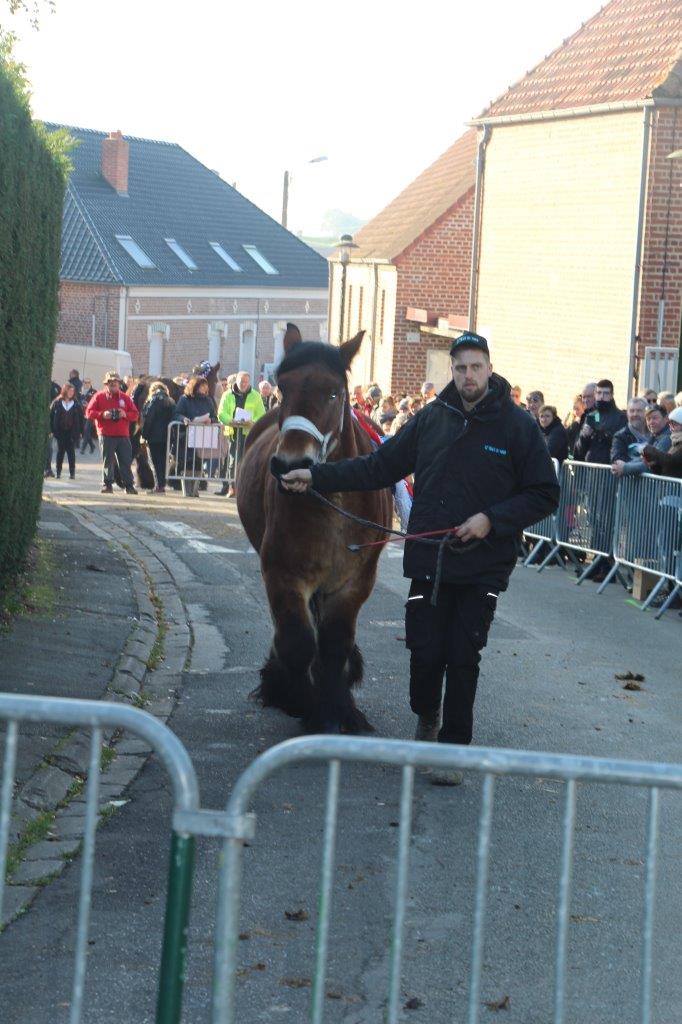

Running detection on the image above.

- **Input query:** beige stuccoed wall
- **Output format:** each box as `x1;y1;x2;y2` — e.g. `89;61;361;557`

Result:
476;111;644;418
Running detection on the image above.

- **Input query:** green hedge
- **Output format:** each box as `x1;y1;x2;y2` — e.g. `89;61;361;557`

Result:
0;41;67;588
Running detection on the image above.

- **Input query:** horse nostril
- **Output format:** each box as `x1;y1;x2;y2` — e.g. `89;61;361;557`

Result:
270;454;314;479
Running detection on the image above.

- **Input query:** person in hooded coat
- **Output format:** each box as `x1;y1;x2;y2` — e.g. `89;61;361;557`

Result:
280;332;559;784
538;405;568;464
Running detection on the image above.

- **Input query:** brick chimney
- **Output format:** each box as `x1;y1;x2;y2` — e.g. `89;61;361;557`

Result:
101;130;129;195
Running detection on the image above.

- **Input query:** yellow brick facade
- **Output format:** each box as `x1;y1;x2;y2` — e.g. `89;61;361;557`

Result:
476;111;644;418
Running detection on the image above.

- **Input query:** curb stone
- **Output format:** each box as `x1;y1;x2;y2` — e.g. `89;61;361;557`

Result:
3;500;194;930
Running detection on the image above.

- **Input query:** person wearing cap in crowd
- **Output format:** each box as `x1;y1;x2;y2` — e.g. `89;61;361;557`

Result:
279;331;559;785
366;385;383;425
85;371;140;494
391;397;412;435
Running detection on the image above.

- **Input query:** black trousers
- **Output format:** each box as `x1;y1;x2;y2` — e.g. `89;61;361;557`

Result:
101;436;134;487
55;435;76;476
406;580;497;744
148;441;167;488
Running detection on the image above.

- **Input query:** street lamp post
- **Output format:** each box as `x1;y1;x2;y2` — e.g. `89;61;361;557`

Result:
281;156;328;230
337;233;358;343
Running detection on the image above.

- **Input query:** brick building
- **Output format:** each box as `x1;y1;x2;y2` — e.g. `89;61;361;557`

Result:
471;0;682;417
49;125;328;378
328;130;476;396
330;0;682;414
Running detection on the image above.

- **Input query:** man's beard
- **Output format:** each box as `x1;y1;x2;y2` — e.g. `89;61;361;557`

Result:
458;382;488;405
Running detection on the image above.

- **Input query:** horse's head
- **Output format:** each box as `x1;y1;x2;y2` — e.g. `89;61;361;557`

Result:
270;322;363;479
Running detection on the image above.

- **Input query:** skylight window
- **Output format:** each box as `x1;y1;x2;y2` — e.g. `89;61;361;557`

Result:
115;234;155;269
243;245;278;275
165;238;198;271
209;242;242;272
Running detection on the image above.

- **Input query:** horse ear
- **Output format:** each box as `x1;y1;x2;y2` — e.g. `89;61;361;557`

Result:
212;361;220;374
338;331;365;371
283;323;303;353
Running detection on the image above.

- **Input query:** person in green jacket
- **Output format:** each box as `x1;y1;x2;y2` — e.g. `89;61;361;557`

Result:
216;370;266;496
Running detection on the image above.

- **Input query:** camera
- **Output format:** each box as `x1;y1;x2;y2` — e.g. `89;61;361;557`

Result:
110;408;121;421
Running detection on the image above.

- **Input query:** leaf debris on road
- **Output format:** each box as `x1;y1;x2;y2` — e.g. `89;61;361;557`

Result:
284;908;309;921
615;671;645;682
483;994;510;1011
404;996;424;1009
281;976;311;988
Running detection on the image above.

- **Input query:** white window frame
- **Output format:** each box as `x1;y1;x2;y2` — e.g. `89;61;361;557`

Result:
243;244;278;275
209;242;242;272
115;234;155;269
164;238;197;271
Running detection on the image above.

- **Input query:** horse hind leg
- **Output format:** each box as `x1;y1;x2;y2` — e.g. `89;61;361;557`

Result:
347;644;364;688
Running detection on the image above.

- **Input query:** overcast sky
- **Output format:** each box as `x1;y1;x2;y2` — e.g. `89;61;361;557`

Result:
11;0;601;237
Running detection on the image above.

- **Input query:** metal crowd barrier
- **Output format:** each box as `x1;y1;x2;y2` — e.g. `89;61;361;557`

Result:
523;458;564;569
523;462;682;617
165;421;249;493
0;695;200;1024
209;734;682;1024
598;472;682;617
3;704;681;1023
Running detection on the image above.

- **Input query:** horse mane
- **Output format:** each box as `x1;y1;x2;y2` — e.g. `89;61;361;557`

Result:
276;342;348;382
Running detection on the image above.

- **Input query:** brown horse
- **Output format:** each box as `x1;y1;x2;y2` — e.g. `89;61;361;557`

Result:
237;325;391;734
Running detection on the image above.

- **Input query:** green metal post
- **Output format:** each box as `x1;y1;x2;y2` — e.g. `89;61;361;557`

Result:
156;832;196;1024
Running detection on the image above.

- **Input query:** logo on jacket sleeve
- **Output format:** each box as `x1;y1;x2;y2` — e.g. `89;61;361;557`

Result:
483;443;507;456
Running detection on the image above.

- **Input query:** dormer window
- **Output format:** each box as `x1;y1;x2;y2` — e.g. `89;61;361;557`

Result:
209;242;242;272
165;238;198;271
115;234;155;269
243;244;278;275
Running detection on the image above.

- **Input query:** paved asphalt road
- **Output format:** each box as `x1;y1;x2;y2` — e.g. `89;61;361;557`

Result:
2;457;681;1023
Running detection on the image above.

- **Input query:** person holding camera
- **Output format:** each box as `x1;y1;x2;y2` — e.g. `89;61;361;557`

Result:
85;371;139;494
573;379;626;464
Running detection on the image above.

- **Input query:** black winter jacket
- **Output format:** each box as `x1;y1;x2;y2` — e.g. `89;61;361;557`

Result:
311;375;559;591
573;401;627;464
142;393;176;444
539;417;568;464
50;398;84;440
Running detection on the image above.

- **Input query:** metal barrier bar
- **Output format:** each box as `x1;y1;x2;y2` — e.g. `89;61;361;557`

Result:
387;764;415;1024
554;461;620;583
70;728;102;1024
468;772;494;1024
165;421;248;491
210;735;682;1023
310;760;340;1024
554;779;576;1024
0;719;19;926
641;788;660;1024
523;460;563;570
0;695;200;1024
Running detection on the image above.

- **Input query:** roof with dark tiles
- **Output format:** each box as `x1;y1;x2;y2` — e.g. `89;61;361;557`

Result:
475;0;682;120
47;124;328;289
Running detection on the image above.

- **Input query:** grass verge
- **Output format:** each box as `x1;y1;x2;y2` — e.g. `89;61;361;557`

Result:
0;539;56;631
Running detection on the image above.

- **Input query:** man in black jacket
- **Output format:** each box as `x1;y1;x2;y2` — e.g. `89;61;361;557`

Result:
573;379;626;464
281;333;559;784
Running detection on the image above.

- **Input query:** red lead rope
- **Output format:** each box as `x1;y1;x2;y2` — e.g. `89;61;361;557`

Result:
353;525;462;549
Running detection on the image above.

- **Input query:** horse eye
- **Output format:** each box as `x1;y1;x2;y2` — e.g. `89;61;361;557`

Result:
329;392;337;401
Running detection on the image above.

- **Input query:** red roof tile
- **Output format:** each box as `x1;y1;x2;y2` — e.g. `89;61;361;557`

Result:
477;0;682;120
352;129;477;260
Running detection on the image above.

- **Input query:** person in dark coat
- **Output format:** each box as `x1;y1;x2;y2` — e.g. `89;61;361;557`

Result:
67;369;83;399
642;407;682;479
49;383;84;478
172;375;218;496
573;379;626;464
141;381;176;492
538;405;568;464
79;379;97;453
280;332;559;784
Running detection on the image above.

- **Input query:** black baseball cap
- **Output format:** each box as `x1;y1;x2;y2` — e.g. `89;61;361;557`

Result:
450;331;489;356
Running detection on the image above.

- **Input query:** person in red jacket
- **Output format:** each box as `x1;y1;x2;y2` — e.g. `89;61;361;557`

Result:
86;371;140;494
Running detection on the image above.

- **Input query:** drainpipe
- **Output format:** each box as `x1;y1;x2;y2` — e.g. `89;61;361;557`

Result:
627;105;653;397
369;261;380;381
468;125;491;332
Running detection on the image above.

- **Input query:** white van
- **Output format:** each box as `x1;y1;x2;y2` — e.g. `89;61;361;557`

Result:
51;343;133;389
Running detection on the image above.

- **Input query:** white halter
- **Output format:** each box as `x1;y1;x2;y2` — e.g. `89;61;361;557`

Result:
279;403;345;463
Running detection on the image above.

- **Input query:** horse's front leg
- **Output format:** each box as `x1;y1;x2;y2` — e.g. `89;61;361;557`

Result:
255;572;317;720
314;586;374;735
